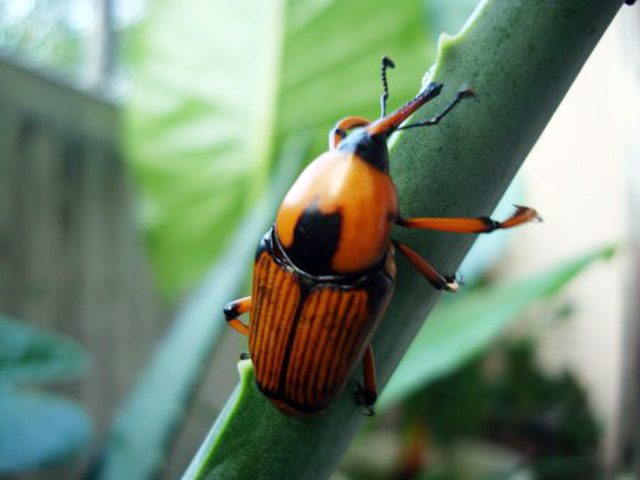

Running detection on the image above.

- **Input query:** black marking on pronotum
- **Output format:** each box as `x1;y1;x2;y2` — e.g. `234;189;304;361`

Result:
337;129;390;172
284;199;343;276
272;227;386;287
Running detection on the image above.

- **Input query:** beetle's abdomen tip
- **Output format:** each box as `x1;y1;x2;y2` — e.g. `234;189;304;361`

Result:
267;397;327;417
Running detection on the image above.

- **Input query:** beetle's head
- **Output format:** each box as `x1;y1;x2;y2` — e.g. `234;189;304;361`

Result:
336;128;389;172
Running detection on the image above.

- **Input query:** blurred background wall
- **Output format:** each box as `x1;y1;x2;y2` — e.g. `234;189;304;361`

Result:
506;8;637;466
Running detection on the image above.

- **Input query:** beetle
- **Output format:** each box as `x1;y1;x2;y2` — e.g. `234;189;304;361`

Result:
223;57;539;416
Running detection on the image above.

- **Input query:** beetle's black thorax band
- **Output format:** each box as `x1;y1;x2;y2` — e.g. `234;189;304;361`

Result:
255;227;389;290
256;227;395;320
337;129;389;172
280;199;342;277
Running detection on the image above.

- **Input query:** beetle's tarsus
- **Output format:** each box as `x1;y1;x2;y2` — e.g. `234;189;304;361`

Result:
444;278;459;293
459;87;476;99
355;382;377;416
397;85;474;131
512;204;543;223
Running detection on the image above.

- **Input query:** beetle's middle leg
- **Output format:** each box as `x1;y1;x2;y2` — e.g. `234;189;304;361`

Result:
356;344;378;416
223;296;251;336
392;239;459;292
396;206;540;233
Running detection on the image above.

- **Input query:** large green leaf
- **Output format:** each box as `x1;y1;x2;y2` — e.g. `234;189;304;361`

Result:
0;387;92;473
0;316;89;384
377;245;616;410
126;0;431;296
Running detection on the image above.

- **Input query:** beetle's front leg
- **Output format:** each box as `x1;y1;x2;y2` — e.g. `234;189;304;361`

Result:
356;344;377;416
223;296;251;336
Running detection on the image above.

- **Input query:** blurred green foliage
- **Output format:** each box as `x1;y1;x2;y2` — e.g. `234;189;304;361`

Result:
379;245;615;410
0;316;92;474
403;339;601;480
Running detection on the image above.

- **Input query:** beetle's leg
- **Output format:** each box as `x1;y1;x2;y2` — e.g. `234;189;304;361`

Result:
356;344;377;416
223;296;251;336
329;116;371;149
396;87;475;131
392;239;459;292
379;56;395;117
397;206;540;233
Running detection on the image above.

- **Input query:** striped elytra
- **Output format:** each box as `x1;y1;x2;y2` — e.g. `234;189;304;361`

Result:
248;228;395;415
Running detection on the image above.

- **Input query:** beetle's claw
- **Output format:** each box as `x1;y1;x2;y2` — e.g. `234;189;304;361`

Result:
355;383;376;416
239;351;251;361
444;279;459;292
443;273;463;292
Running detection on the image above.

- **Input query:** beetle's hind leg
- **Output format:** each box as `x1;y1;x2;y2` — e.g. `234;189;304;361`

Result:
396;206;540;233
223;296;252;336
392;240;459;292
356;344;378;416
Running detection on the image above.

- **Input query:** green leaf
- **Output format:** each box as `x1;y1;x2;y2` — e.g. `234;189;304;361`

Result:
0;387;92;473
377;245;616;410
183;1;624;478
126;0;430;296
0;316;89;384
92;137;305;480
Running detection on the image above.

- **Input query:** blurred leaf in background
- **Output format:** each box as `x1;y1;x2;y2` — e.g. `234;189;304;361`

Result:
0;316;92;474
378;245;615;410
125;0;436;298
342;245;614;480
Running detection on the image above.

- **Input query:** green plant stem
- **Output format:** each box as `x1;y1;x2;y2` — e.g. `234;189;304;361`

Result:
184;1;626;479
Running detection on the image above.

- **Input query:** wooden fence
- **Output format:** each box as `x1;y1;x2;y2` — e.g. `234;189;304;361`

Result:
0;57;170;478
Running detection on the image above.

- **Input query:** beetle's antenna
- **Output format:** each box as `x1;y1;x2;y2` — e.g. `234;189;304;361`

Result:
396;87;475;131
380;56;395;118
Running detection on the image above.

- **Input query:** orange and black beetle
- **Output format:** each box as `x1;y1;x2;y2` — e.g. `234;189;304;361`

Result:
224;57;539;416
